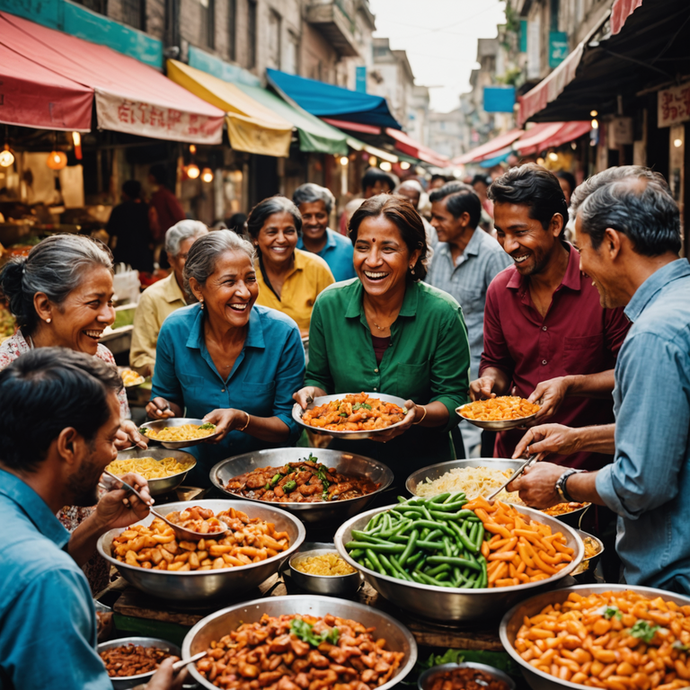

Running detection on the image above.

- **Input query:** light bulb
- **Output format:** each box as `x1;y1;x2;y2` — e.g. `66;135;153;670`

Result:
590;110;598;117
186;164;200;179
548;152;558;162
536;157;545;166
674;138;683;148
71;131;82;160
339;156;349;166
201;167;214;183
46;150;67;170
0;146;14;168
189;144;197;154
369;156;377;167
591;119;599;129
400;161;410;170
380;161;392;172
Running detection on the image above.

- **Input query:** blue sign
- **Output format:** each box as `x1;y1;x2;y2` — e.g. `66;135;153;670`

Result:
549;31;569;68
483;86;516;113
520;20;528;53
355;66;367;93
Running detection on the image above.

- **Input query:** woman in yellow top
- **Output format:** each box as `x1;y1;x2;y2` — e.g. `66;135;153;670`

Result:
248;196;334;335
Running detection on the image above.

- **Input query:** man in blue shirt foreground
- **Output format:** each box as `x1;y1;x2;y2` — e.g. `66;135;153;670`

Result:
0;348;185;690
508;166;690;593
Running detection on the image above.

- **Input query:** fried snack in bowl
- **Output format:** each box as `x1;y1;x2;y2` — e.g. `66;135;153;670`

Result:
165;505;226;535
457;397;540;431
100;644;172;677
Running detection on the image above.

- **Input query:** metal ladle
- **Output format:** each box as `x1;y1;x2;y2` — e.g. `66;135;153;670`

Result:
485;454;539;502
101;470;229;542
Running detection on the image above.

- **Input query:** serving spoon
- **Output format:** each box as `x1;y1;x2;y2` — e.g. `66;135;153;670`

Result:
485;454;539;502
100;470;230;542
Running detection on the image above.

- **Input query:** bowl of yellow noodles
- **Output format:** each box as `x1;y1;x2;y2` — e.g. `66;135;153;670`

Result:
105;448;197;496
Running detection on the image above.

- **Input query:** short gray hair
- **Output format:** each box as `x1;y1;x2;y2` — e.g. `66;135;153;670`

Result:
0;234;113;335
183;230;256;297
292;183;335;215
164;220;209;258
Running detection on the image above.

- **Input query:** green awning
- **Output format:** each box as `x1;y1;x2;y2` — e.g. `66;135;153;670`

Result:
236;83;349;156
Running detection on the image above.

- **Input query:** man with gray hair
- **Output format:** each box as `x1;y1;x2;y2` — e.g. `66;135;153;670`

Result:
130;220;208;376
509;167;690;592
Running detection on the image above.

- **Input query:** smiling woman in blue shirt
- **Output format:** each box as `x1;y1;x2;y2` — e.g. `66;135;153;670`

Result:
507;167;690;593
148;230;305;485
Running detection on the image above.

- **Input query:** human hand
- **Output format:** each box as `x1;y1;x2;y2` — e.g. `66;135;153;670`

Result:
146;397;175;420
95;472;152;531
115;419;148;450
469;376;497;401
292;386;327;410
145;657;188;690
512;424;582;461
506;462;567;509
528;377;570;423
202;408;247;442
370;401;416;444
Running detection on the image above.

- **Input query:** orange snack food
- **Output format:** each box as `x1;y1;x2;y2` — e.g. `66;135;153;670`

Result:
166;505;225;534
465;497;575;588
512;589;690;689
459;396;540;421
302;392;406;431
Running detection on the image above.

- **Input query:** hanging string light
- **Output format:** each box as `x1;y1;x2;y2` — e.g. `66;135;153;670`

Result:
0;126;15;168
201;168;214;183
47;131;67;170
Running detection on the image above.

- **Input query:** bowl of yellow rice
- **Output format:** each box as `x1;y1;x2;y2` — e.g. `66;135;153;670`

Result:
288;542;361;596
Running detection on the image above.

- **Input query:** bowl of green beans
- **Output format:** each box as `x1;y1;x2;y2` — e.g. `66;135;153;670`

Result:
334;493;583;623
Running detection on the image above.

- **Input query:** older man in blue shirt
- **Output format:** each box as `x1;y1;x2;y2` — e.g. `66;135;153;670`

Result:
0;348;182;690
509;167;690;593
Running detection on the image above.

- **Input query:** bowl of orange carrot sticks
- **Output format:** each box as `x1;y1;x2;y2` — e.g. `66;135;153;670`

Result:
334;494;584;623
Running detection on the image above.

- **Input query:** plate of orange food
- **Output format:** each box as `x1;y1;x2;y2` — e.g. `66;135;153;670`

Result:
456;396;540;431
293;392;409;440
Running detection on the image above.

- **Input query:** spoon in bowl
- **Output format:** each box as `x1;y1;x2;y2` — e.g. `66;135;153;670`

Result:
100;470;229;542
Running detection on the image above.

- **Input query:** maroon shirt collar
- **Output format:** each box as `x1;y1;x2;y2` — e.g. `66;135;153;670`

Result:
506;242;582;293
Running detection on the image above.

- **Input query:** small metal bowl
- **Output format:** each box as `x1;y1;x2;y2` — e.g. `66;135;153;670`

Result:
572;529;604;577
456;403;538;431
419;662;516;690
107;448;196;496
292;392;409;440
97;636;180;689
139;418;220;449
288;543;361;596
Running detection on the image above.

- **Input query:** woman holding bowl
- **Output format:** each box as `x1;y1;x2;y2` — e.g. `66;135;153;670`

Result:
147;230;305;485
294;195;471;483
249;196;335;335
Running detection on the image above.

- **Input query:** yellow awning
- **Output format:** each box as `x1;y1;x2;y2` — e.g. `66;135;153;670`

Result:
166;60;293;157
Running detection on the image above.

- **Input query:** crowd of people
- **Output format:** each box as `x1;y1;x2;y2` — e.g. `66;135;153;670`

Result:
0;161;689;689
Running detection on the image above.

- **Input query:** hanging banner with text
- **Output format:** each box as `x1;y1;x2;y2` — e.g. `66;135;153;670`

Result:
658;83;690;128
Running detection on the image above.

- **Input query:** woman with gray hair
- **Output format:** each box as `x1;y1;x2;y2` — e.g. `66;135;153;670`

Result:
146;230;305;484
249;195;334;334
130;219;208;376
293;183;355;282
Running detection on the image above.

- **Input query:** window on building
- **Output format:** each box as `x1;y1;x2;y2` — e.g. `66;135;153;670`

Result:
247;0;257;69
267;10;281;69
283;31;299;75
74;0;106;13
121;0;146;30
228;0;237;62
200;0;215;50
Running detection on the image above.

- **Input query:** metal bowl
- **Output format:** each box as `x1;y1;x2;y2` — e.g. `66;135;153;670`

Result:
97;636;180;689
406;458;591;526
210;448;394;525
139;418;220;449
419;662;516;690
288;544;362;596
456;403;538;431
107;448;196;496
181;594;418;690
500;584;690;690
292;392;409;440
334;503;583;623
572;529;604;577
97;499;305;602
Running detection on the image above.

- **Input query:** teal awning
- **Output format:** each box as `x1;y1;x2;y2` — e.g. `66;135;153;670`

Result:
236;83;349;156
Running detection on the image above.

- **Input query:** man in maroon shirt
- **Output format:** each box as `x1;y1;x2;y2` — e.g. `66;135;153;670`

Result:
148;164;186;244
472;164;630;470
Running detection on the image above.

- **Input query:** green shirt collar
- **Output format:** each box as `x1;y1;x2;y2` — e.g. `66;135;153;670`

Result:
344;279;420;319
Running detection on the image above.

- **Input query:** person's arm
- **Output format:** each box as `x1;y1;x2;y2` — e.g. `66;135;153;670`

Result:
512;423;616;459
129;290;158;377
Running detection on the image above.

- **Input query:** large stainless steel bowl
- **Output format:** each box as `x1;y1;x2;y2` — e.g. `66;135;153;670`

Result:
292;392;409;440
181;594;418;690
97;499;305;601
334;503;583;623
107;448;196;496
210;448;394;525
406;459;591;527
500;584;690;690
97;636;180;689
140;418;220;449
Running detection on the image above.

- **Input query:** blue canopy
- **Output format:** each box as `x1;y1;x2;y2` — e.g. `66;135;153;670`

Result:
266;68;401;130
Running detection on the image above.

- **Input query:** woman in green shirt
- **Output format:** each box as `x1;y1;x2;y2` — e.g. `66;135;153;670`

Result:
294;195;471;483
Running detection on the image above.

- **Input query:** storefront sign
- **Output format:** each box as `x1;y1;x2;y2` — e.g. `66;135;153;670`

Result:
95;92;223;144
658;83;690;128
549;32;569;68
484;87;516;113
355;66;367;93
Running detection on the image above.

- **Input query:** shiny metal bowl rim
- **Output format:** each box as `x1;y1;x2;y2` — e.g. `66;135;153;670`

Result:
572;529;605;575
292;392;410;437
181;594;418;690
499;583;690;690
97;636;180;683
418;662;517;690
335;503;584;595
288;547;361;582
209;449;394;513
97;499;306;577
455;404;539;430
139;417;221;447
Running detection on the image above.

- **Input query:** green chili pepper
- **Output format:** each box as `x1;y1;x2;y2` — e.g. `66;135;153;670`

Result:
283;480;297;493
